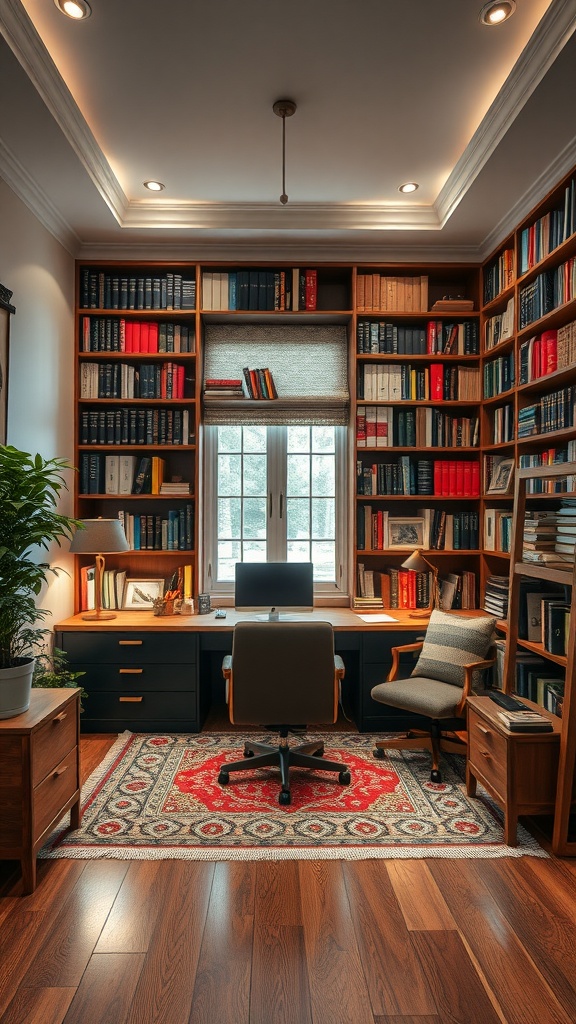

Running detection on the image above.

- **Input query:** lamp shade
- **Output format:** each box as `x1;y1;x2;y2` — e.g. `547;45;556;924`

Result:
400;549;431;574
69;518;129;554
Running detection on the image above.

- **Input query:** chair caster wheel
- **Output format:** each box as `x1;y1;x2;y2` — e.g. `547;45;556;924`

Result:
430;769;442;784
279;790;291;806
339;770;351;785
314;748;324;757
373;748;385;759
243;746;254;757
218;770;229;785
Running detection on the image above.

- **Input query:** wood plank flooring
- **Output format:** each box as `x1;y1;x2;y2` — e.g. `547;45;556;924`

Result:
1;735;575;1024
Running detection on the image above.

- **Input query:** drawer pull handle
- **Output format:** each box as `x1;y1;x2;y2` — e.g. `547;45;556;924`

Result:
54;765;69;778
476;725;491;736
119;696;143;703
481;751;491;760
119;668;143;675
54;712;68;723
119;640;143;646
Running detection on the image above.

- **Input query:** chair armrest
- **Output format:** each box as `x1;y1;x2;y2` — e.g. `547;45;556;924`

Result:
334;654;345;680
454;656;496;715
222;655;232;680
387;641;424;681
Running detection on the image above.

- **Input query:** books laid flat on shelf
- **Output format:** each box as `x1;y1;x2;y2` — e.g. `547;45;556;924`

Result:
430;298;474;312
204;378;244;399
496;709;554;733
482;575;509;619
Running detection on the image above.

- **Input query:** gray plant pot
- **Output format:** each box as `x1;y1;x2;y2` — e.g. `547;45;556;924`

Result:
0;657;35;719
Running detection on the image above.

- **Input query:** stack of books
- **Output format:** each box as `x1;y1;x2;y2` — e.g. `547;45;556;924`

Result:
496;708;554;733
482;575;509;619
554;498;576;561
204;378;245;400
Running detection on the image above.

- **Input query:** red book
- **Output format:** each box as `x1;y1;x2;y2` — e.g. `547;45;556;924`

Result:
455;461;464;496
430;363;444;401
356;408;366;447
541;329;558;375
531;337;541;379
463;462;472;496
131;322;141;353
140;322;150;353
441;461;450;495
449;461;457;495
305;269;317;310
176;364;185;398
398;570;409;609
119;318;126;352
408;571;417;609
426;320;438;354
124;320;133;353
148;323;159;353
434;460;443;495
471;462;480;496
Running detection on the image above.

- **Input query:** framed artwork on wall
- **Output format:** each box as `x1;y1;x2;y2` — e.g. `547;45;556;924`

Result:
0;283;15;446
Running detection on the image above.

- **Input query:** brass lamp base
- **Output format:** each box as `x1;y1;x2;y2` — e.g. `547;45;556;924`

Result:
81;610;116;621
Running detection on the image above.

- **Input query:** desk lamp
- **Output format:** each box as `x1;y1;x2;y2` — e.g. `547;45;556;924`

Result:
401;549;439;619
69;518;129;620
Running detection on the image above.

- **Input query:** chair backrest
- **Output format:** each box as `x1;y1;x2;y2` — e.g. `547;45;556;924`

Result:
410;609;497;688
229;620;338;725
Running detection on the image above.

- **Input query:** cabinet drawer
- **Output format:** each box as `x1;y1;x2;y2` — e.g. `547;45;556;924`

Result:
62;631;197;665
363;631;421;665
74;664;197;692
32;699;77;787
468;712;507;796
34;747;78;841
82;690;197;723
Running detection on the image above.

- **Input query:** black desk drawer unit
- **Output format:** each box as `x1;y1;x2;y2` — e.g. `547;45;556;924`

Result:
56;630;199;733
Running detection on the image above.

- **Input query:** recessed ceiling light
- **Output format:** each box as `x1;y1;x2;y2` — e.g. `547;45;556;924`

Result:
399;182;419;194
479;1;516;26
53;0;92;19
143;181;165;192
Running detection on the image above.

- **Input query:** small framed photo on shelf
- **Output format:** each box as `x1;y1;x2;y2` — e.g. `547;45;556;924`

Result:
387;517;425;550
487;456;514;495
122;579;164;610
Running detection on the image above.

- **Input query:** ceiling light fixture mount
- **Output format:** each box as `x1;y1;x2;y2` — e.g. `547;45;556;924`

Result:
479;1;516;26
273;99;297;206
143;180;165;192
53;0;92;19
399;182;419;194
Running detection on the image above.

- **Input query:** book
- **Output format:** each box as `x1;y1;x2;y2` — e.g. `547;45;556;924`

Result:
497;710;554;732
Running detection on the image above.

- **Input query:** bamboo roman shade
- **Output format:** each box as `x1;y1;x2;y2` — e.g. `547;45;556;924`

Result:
203;324;349;425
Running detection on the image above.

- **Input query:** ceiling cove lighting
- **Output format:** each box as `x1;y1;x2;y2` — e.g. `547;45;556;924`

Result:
399;182;419;194
54;0;92;19
479;1;516;26
143;180;165;192
273;99;297;206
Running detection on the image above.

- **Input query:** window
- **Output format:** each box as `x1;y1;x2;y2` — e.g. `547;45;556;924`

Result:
203;424;347;598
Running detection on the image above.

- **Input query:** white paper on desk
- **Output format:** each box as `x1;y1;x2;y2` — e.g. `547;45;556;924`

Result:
356;613;397;623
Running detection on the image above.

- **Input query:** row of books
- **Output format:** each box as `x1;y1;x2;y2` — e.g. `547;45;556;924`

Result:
521;443;576;492
519;178;576;274
80;270;195;311
522;501;576;568
483;248;514;305
80;453;192;496
518;383;576;437
80;361;191;400
201;268;318;311
358;362;480;403
117;507;194;551
518;256;576;331
357;564;432;609
356;274;429;313
241;368;278;400
356;405;479;449
80;316;195;354
356;319;479;355
483;352;514;398
484;297;514;350
484;508;513;552
491;641;565;716
357;457;434;496
79;563;193;611
79;407;193;446
490;402;514;444
357;506;479;552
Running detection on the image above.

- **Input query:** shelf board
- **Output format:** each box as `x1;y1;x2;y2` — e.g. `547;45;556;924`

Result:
514;561;574;584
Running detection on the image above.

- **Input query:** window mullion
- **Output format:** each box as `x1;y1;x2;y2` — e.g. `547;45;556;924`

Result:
267;426;286;560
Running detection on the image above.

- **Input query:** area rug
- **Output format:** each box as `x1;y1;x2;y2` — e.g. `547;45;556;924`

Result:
39;732;547;861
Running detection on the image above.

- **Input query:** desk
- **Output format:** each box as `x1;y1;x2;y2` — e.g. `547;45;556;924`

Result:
55;609;478;734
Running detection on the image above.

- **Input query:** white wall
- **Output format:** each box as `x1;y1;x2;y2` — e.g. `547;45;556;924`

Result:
0;177;76;625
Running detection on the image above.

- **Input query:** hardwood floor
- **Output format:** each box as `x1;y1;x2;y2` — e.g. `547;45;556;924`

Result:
1;736;576;1024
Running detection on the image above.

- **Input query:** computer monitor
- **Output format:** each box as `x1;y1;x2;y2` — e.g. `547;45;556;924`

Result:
234;561;314;620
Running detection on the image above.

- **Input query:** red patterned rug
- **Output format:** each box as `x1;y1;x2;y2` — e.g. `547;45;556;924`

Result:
40;732;546;860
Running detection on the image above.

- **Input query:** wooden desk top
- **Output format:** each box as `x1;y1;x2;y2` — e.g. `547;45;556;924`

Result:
55;608;492;633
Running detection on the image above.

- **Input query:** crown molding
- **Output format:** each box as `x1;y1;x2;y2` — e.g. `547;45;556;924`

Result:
436;0;576;228
0;135;79;252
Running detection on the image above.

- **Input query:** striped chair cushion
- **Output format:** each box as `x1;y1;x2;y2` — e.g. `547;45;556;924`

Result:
411;610;496;688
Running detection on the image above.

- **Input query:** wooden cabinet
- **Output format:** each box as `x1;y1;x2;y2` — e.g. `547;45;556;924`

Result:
56;628;199;732
466;695;560;846
0;688;81;893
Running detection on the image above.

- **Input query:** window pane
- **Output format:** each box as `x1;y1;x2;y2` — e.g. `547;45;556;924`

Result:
243;543;266;561
243;497;267;539
312;426;335;452
218;454;242;496
243;454;267;496
286;498;310;539
287;541;310;561
287;426;310;453
312;454;335;496
312;498;335;539
243;426;267;453
218;426;242;453
218;497;241;539
287;454;310;496
217;540;242;581
312;541;336;579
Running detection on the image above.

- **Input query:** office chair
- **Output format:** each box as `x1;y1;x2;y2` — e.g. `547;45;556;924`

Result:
371;609;496;783
219;620;350;805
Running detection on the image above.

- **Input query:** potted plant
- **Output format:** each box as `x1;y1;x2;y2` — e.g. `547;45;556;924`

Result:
0;445;79;719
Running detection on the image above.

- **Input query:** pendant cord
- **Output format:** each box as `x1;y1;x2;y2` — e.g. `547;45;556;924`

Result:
280;114;288;205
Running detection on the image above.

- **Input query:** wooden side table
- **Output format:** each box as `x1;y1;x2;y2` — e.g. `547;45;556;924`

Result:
0;688;81;893
466;695;561;846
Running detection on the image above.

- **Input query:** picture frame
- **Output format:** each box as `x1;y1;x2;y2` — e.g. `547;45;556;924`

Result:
387;517;425;549
487;456;514;495
122;578;164;610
